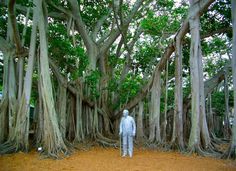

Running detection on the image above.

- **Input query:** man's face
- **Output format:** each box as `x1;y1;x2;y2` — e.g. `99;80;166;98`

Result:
123;110;128;117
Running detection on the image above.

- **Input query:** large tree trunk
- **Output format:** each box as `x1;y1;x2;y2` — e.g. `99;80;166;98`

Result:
13;4;37;151
188;0;213;154
8;56;17;139
223;72;231;139
188;0;201;151
223;0;236;159
57;84;67;139
162;61;168;143
99;52;112;135
0;2;38;153
17;8;30;101
88;47;99;71
66;94;76;141
74;91;84;142
207;93;214;135
198;38;212;150
35;64;44;146
0;52;10;143
137;101;145;142
37;0;67;157
171;36;184;150
149;70;161;143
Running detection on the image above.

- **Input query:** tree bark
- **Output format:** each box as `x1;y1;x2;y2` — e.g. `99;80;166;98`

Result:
223;72;230;139
207;93;214;135
162;61;169;142
188;0;201;150
188;0;213;152
35;64;44;146
37;0;67;157
57;84;67;139
223;0;236;159
66;94;76;141
137;101;145;141
12;0;38;152
149;70;161;143
172;36;184;149
17;8;30;101
8;56;17;139
74;91;84;142
0;51;10;143
199;43;211;150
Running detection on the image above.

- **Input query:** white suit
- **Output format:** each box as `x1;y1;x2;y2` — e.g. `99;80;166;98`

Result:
119;109;136;157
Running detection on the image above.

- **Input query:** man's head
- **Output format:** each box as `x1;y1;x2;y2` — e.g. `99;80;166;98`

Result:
123;109;129;117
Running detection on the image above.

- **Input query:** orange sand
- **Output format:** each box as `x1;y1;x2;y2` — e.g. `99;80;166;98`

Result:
0;147;235;171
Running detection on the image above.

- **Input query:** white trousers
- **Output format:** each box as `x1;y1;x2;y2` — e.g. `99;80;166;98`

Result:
122;135;133;157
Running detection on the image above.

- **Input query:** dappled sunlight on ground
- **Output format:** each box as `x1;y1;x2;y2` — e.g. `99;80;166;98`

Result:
0;147;236;171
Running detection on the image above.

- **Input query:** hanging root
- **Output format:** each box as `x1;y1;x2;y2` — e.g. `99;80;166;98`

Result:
185;144;220;157
95;132;119;148
38;129;70;159
0;141;18;154
39;145;70;160
221;144;236;159
167;140;185;153
185;145;204;156
96;139;119;148
144;139;161;149
211;132;229;144
202;143;222;158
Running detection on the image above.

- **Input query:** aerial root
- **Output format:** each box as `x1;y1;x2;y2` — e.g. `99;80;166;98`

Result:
0;141;18;154
221;144;236;159
95;132;119;148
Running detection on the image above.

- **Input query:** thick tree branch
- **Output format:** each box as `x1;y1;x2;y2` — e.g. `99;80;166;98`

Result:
8;0;22;53
47;0;70;16
204;61;231;95
201;27;232;40
67;0;94;50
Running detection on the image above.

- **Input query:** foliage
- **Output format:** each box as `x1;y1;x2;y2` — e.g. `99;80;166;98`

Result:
80;1;111;32
140;4;187;36
201;0;232;39
134;42;159;75
202;36;229;57
48;22;88;79
112;74;144;109
211;90;234;117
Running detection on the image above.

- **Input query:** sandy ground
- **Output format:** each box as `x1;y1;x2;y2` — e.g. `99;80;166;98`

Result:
0;147;236;171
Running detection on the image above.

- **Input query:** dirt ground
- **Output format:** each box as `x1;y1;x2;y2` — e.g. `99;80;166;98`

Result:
0;147;236;171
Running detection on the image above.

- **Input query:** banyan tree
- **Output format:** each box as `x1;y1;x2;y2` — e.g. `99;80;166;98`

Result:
0;0;236;159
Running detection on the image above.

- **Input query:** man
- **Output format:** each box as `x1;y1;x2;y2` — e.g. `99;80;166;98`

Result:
119;109;136;157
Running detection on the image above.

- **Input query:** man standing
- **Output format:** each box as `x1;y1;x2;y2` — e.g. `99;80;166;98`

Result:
119;109;136;157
